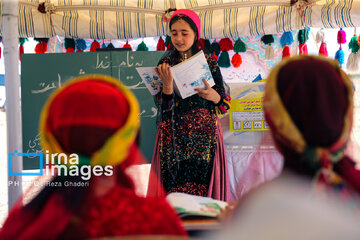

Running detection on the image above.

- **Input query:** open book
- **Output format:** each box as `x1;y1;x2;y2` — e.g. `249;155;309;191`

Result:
136;50;215;99
166;192;228;218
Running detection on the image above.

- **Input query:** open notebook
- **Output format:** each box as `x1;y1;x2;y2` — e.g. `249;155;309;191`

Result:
166;192;228;218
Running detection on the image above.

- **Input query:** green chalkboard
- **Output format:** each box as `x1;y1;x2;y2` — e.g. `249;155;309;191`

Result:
21;51;166;170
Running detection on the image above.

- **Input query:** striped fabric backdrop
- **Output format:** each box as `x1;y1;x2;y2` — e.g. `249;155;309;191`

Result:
2;0;360;39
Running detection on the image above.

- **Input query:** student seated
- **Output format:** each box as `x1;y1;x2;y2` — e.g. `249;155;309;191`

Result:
0;74;187;239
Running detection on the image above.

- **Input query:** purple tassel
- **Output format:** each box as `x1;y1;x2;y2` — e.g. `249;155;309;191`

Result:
337;28;347;44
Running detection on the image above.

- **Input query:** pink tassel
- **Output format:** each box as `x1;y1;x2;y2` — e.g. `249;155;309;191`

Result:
299;43;308;55
319;42;328;57
337;28;347;44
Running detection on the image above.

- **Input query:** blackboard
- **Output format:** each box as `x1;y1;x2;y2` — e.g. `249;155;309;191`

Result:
21;51;166;170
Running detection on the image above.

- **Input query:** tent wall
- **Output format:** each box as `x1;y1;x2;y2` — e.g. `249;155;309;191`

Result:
0;0;359;39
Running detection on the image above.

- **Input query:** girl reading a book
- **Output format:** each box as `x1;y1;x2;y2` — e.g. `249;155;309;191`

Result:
0;75;187;239
148;9;231;201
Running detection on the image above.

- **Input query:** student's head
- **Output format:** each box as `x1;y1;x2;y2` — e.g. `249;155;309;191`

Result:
40;74;141;169
169;9;200;54
263;56;354;176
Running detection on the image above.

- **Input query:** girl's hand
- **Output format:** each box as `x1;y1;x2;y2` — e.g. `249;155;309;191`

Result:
195;79;221;104
155;63;174;94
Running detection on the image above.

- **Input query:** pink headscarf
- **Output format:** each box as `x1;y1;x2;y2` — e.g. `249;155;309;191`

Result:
170;9;201;40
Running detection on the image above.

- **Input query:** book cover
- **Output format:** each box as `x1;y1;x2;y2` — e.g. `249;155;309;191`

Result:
136;50;215;98
135;67;162;95
166;192;228;219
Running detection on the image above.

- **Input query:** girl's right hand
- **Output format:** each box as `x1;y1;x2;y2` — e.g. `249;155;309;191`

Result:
155;63;174;94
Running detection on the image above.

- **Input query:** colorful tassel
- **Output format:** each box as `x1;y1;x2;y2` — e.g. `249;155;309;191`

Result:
165;35;173;50
347;33;360;72
233;38;247;53
90;40;100;52
280;32;294;47
156;36;165;51
261;35;275;60
123;41;132;51
337;28;347;44
219;38;233;51
231;53;242;68
137;41;148;51
107;42;115;49
65;38;75;53
19;38;27;61
210;41;220;56
218;51;231;68
75;39;87;52
34;38;49;54
335;47;345;66
282;45;290;58
299;43;308;55
319;42;328;57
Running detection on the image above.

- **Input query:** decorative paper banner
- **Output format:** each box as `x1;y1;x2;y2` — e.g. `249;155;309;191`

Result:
229;98;269;131
4;0;360;39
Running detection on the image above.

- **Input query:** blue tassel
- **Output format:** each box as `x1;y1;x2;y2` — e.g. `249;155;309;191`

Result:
280;32;294;47
101;42;107;48
335;48;345;67
75;39;87;51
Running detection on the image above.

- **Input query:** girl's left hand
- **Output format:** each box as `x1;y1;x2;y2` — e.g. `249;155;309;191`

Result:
195;79;221;104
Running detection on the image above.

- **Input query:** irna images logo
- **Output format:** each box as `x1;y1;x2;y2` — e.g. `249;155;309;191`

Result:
8;150;113;180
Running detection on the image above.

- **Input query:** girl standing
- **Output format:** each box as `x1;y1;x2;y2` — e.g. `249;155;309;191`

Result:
148;9;231;201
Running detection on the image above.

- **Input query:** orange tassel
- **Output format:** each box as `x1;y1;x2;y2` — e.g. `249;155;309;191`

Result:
231;53;242;68
282;45;290;59
90;40;100;52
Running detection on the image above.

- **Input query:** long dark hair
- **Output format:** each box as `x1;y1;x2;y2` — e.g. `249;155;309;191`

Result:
169;14;200;56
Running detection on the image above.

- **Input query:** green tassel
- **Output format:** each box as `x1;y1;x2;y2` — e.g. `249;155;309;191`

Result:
65;38;76;49
218;51;230;68
137;41;149;51
233;38;246;53
165;35;172;46
19;38;27;46
210;41;220;56
297;28;309;44
349;36;359;53
107;42;115;49
261;35;274;45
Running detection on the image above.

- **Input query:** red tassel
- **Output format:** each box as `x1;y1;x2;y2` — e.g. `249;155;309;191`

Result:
77;49;83;53
231;53;242;68
211;54;218;61
35;43;45;53
90;40;100;52
166;43;174;51
199;38;206;50
19;45;24;61
156;37;165;51
66;47;75;53
219;38;233;51
282;45;290;59
319;42;328;57
123;42;132;51
299;43;308;55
